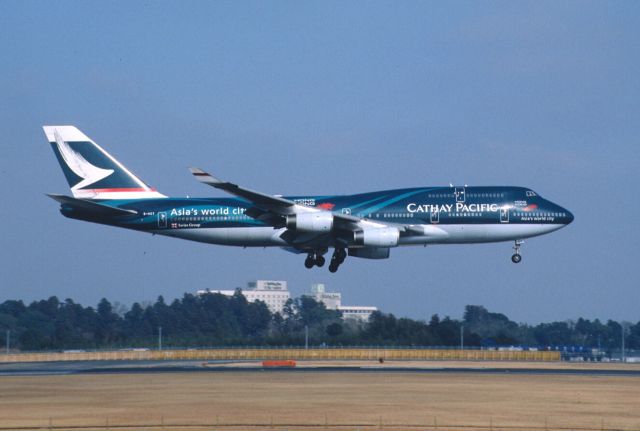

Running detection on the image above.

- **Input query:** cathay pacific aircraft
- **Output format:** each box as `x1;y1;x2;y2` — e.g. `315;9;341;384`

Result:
44;126;573;272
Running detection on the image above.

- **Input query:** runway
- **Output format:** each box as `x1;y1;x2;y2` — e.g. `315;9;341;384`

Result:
2;362;638;430
1;360;639;377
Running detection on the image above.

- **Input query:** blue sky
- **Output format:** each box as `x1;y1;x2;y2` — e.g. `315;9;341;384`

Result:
1;1;638;323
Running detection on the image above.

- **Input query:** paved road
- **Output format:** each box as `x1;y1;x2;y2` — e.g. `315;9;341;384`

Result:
1;361;639;377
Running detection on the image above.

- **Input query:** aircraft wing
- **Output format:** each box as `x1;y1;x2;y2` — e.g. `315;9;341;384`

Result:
189;167;428;245
189;167;312;216
189;168;368;222
189;167;378;236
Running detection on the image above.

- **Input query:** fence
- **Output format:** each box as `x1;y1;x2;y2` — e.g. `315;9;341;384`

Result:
0;347;560;363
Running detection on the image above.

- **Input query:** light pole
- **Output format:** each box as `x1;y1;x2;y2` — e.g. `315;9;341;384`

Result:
5;330;9;354
304;325;309;350
460;325;464;350
621;324;626;362
158;326;162;351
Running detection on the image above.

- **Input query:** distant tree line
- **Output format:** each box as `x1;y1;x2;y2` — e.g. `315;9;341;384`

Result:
0;294;638;352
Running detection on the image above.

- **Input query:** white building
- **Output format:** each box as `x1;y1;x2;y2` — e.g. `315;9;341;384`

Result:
310;283;342;310
337;305;379;322
308;283;377;322
198;280;290;314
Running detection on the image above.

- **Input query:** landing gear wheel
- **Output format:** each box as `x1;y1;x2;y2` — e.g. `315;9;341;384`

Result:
304;251;327;269
328;248;346;273
511;240;524;264
304;255;315;269
336;248;347;263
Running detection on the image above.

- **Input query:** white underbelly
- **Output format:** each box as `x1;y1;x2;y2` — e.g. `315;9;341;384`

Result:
433;223;565;244
158;227;287;246
156;223;565;248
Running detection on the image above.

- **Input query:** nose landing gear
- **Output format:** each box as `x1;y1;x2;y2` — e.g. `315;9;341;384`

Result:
511;240;524;263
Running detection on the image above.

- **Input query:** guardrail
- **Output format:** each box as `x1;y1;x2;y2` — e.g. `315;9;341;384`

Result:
0;348;560;362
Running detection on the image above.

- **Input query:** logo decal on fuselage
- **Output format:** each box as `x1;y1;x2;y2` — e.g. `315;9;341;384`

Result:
317;202;335;210
169;207;247;217
406;203;500;214
293;198;316;206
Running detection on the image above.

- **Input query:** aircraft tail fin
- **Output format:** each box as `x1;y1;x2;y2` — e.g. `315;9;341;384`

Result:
43;125;166;200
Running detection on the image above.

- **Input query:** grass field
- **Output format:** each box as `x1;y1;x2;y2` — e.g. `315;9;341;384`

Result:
1;367;639;430
217;359;640;370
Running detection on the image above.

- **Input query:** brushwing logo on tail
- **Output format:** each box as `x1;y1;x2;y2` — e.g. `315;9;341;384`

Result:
54;129;114;190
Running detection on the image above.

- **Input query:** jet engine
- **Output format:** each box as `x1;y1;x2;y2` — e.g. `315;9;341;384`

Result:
353;227;400;247
286;212;334;232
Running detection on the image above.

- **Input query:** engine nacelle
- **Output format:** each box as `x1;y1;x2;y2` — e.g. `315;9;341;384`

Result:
286;212;334;232
353;227;400;247
348;247;390;260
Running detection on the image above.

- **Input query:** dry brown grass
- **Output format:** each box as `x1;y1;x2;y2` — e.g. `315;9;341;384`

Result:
0;371;638;430
218;359;640;371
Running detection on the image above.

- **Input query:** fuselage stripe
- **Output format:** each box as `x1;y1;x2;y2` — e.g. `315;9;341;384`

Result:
80;187;158;193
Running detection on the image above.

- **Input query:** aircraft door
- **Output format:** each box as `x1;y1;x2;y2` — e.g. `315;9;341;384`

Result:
430;209;439;224
454;187;466;203
500;207;509;223
158;212;167;228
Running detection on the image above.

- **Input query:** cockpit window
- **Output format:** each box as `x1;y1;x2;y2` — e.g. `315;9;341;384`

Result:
526;191;537;197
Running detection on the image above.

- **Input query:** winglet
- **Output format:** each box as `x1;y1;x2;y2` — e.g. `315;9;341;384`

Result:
189;167;224;185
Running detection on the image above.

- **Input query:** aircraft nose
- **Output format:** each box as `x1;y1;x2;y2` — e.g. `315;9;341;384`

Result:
565;209;574;225
559;207;574;225
549;200;573;225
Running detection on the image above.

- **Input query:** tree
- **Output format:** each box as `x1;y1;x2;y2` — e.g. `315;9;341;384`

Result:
124;302;153;340
326;322;343;337
96;298;120;345
533;322;572;347
0;294;634;352
463;305;521;346
298;296;341;326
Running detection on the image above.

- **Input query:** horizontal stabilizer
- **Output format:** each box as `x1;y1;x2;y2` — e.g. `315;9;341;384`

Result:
47;194;138;216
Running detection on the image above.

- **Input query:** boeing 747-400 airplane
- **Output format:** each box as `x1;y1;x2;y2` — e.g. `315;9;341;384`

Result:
44;126;573;272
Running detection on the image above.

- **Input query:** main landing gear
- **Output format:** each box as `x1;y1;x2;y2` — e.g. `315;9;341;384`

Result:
328;248;346;273
304;248;346;272
511;240;524;264
304;251;326;268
